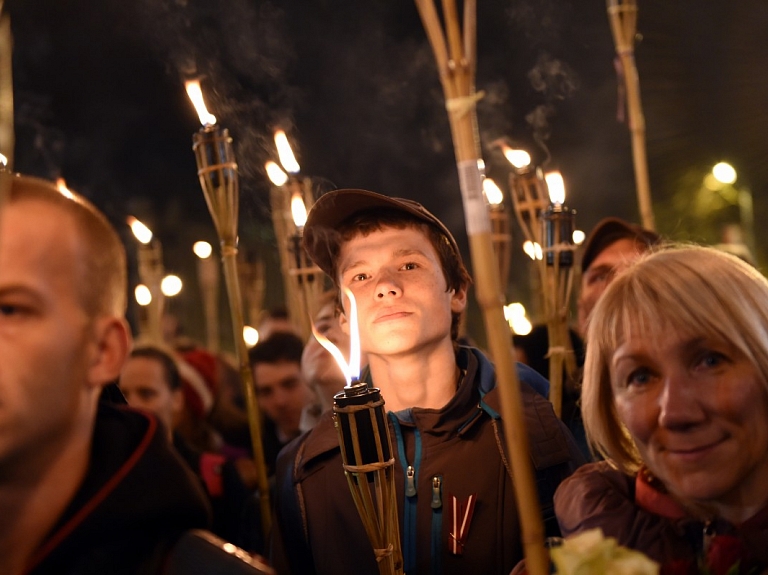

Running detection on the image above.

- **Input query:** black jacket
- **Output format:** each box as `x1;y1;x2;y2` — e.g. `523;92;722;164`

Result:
24;403;211;575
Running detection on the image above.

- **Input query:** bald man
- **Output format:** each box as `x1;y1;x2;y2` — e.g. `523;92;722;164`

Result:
0;174;269;574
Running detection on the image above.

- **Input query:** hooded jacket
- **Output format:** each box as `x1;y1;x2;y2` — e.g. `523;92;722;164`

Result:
271;347;584;575
23;402;211;575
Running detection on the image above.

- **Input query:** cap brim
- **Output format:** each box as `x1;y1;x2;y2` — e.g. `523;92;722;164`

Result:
581;217;661;273
303;189;461;280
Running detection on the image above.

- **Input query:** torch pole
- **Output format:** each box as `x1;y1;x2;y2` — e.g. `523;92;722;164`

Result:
0;3;14;221
415;1;548;572
193;125;271;537
607;0;655;231
0;3;13;173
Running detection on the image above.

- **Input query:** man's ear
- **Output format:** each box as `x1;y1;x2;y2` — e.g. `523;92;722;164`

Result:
450;285;468;314
87;317;132;389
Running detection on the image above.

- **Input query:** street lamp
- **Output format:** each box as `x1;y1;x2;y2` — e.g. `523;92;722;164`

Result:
707;162;755;260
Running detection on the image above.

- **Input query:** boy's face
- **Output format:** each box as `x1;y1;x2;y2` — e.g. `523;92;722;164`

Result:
338;225;466;358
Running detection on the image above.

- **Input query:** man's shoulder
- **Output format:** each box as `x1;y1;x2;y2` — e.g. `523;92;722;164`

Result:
479;363;584;471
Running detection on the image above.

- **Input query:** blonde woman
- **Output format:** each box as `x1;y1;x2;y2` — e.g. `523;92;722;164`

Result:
555;245;768;572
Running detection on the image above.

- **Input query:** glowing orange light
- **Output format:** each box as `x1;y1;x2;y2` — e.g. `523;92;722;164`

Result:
185;80;217;126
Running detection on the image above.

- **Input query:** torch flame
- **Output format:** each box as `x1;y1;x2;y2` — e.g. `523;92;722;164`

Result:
185;80;217;126
274;130;300;174
265;161;288;186
501;145;531;170
482;178;504;206
291;191;308;229
545;171;566;205
127;216;153;244
310;287;361;387
56;178;75;200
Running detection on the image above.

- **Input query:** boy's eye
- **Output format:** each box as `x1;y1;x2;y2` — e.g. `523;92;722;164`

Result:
0;304;18;316
0;304;26;317
352;273;368;281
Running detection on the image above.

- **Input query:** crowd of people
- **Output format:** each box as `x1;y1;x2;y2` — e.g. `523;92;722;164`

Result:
2;172;766;574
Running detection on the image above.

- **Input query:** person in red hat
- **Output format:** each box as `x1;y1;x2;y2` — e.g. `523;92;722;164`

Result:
271;189;583;575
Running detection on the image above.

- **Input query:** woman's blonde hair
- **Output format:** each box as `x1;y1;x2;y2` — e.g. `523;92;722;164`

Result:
582;244;768;473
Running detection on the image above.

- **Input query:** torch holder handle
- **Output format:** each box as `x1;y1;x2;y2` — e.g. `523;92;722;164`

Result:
333;384;403;575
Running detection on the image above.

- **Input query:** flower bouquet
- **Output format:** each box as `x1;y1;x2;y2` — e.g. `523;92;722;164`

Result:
550;528;659;575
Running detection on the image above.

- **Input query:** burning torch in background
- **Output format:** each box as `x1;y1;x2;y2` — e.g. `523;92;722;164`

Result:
504;145;579;417
128;216;165;344
540;170;578;418
265;129;324;340
312;288;403;575
483;176;512;297
186;79;271;536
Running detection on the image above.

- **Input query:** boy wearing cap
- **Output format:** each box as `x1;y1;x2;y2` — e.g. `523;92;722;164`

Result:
272;189;583;575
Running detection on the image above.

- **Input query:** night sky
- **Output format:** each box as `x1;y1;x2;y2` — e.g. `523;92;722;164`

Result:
4;0;768;344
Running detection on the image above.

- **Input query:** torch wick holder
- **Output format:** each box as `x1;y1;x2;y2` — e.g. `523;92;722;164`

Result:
333;385;403;574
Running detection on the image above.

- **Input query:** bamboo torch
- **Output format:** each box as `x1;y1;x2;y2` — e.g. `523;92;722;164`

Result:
414;1;548;572
506;156;578;417
540;171;577;418
0;1;12;173
266;129;324;340
607;0;655;231
127;216;165;344
0;2;14;220
313;288;403;575
483;177;512;296
186;79;271;536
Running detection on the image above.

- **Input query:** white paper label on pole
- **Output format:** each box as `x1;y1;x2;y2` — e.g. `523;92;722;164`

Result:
457;160;491;235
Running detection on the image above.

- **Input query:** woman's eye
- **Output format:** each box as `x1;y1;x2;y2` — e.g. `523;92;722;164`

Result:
401;262;418;271
699;351;727;369
627;367;652;387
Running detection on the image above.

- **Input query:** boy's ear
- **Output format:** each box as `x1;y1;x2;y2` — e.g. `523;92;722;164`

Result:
450;286;468;314
87;317;132;389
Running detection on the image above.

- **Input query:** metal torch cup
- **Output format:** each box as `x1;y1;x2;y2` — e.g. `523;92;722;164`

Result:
333;383;403;575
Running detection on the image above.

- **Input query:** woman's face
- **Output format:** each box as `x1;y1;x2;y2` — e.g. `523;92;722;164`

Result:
610;324;768;521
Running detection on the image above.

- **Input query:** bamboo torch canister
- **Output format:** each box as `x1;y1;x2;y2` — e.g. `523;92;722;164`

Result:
414;0;549;572
186;80;271;537
332;383;403;575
